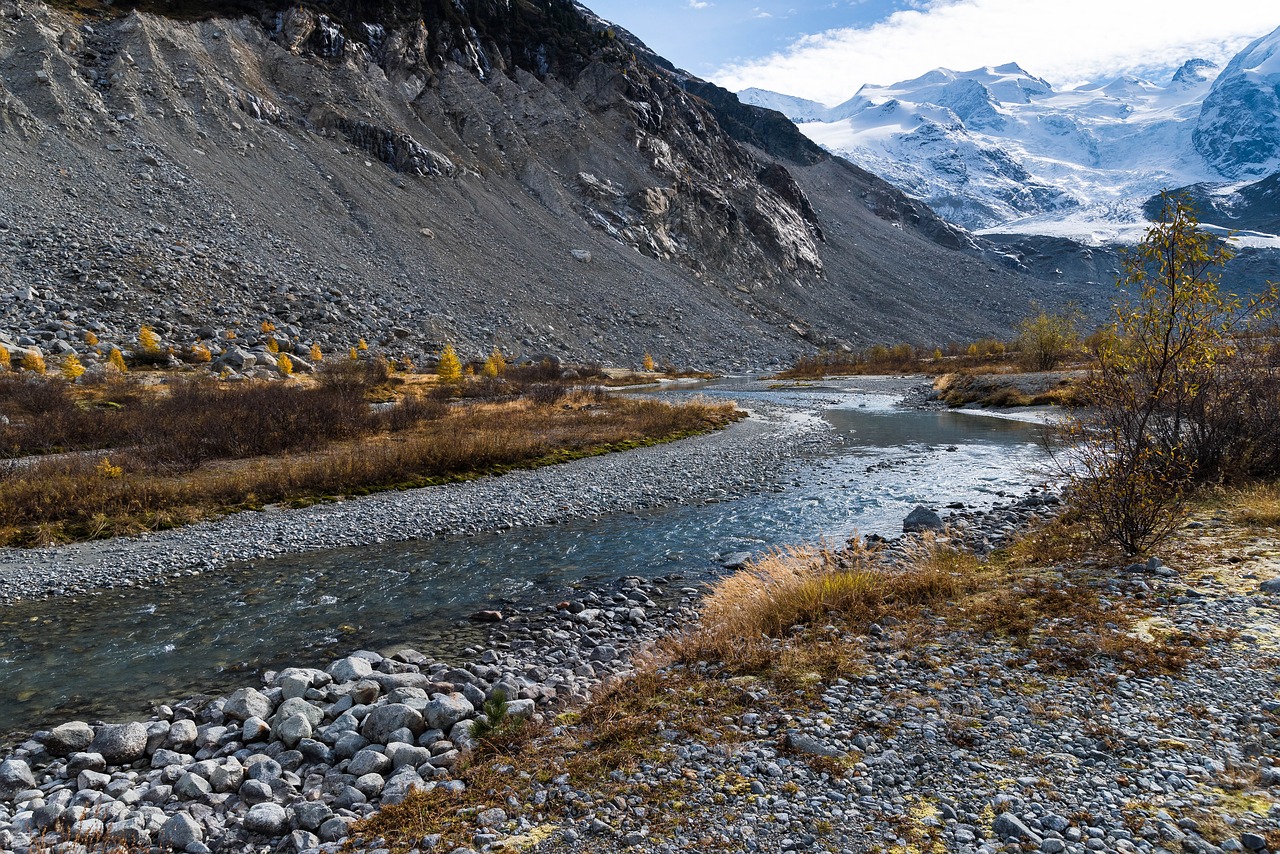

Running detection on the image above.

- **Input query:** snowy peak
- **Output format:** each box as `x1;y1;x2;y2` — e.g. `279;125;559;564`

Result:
1194;26;1280;178
739;33;1279;239
736;88;831;123
1171;58;1218;88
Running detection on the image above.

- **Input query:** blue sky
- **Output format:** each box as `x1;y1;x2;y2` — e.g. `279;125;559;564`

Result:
585;1;904;77
583;0;1278;105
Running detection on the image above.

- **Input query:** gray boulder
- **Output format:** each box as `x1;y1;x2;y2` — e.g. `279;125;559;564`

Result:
174;772;212;800
327;655;374;683
157;812;204;849
272;713;312;748
388;743;432;770
293;802;333;833
903;505;945;533
785;731;844;758
210;762;244;793
0;759;35;796
44;721;94;756
993;812;1042;844
165;719;199;750
214;346;256;371
223;687;274;722
382;770;427;805
347;748;391;777
272;697;323;729
361;703;425;743
106;814;151;847
244;802;289;836
504;699;536;721
423;693;474;732
88;722;148;765
242;716;271;743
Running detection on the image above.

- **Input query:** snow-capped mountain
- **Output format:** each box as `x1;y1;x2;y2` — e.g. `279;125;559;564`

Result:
740;26;1280;245
1194;29;1280;179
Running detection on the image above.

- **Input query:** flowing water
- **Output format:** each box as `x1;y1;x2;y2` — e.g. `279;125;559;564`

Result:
0;383;1051;742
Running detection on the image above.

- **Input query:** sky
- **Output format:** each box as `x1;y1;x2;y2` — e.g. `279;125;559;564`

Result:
582;0;1280;106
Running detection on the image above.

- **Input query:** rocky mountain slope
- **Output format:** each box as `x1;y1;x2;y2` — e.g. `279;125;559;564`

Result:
742;27;1280;258
0;0;1066;372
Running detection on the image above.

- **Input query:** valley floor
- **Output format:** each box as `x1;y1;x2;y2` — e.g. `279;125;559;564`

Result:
360;495;1280;854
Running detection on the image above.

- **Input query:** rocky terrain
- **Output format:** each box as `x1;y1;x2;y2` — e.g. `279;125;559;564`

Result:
0;0;1075;375
3;486;1278;854
0;481;1064;854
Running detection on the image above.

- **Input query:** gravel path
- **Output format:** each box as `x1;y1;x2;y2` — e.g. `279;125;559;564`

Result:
0;379;888;605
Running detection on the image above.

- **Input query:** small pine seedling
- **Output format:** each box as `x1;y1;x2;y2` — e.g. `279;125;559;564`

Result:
266;337;279;354
348;346;359;361
642;351;656;372
260;320;276;333
470;689;511;740
357;338;369;351
190;343;212;363
277;353;293;376
310;343;323;362
0;344;9;371
84;330;99;346
107;347;128;373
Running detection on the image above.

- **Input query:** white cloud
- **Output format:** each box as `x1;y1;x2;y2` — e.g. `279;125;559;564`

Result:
687;0;710;8
714;0;1280;105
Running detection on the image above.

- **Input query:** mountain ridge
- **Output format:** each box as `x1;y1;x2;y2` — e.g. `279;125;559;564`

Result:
0;0;1071;373
740;27;1280;261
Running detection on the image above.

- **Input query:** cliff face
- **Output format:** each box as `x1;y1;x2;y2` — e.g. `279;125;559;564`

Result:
0;0;1064;367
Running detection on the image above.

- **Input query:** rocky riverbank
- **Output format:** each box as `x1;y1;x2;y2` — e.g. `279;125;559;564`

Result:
0;376;1084;854
0;488;1063;854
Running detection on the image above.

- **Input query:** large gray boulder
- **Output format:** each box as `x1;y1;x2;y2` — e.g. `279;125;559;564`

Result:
213;346;256;371
244;802;289;836
272;713;313;748
360;703;424;744
224;687;275;722
423;693;474;732
381;769;427;805
347;748;391;777
0;758;35;796
88;722;148;765
157;812;204;849
165;719;199;750
272;697;323;729
903;505;945;533
327;656;374;683
43;721;94;756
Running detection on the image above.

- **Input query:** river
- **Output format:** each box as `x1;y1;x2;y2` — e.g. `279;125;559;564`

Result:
0;380;1051;742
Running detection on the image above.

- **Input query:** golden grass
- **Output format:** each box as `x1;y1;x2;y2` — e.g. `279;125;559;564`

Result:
1227;482;1280;528
934;371;1086;408
0;393;740;546
672;539;977;677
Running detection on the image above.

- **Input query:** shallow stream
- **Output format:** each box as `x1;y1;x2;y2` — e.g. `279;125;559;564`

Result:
0;382;1050;741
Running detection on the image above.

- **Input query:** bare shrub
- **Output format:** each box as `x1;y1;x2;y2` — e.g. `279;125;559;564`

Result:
1063;193;1279;554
